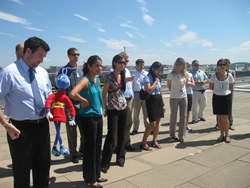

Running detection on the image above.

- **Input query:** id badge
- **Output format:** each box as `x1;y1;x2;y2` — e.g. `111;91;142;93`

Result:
127;84;131;90
100;107;103;114
76;72;80;77
156;88;159;93
180;90;183;94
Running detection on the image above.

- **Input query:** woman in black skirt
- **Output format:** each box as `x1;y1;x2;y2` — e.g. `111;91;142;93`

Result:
209;59;234;143
140;62;165;150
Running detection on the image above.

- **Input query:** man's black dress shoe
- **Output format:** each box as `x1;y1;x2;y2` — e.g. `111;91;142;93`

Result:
199;117;206;121
131;130;138;135
71;156;79;163
125;145;135;151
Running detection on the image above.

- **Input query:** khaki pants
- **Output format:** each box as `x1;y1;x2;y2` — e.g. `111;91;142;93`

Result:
133;92;149;131
192;91;207;121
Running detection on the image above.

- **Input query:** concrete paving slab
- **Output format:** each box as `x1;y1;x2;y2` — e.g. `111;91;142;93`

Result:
239;153;250;163
190;160;250;188
100;158;152;185
49;176;78;188
135;144;201;167
176;182;202;188
186;144;250;169
104;180;137;188
126;159;211;188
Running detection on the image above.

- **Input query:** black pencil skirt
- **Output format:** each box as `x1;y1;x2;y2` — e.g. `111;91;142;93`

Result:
212;93;232;115
146;94;164;122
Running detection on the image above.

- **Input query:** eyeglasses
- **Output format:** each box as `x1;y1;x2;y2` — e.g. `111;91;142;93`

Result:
178;66;184;68
155;68;162;72
71;53;80;57
218;64;226;67
117;61;126;65
187;66;190;68
193;64;199;67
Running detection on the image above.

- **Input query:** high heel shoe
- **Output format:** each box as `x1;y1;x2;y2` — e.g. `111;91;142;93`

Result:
85;182;103;188
140;143;152;151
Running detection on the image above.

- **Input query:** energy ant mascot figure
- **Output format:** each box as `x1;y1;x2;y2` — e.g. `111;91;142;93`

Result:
45;67;76;156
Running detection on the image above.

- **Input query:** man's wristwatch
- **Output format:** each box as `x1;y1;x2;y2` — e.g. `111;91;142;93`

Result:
201;81;203;84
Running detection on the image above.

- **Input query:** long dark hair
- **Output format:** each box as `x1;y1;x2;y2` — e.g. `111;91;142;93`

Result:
148;61;163;81
112;54;126;92
82;55;102;75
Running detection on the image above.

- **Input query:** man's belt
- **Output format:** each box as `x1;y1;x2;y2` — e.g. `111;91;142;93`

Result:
16;117;47;124
193;90;206;94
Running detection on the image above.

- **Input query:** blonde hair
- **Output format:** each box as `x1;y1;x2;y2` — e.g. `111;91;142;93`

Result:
119;52;128;59
171;57;188;79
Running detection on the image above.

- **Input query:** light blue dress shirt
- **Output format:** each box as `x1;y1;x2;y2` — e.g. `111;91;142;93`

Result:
143;74;161;95
0;58;52;120
108;68;134;98
189;69;208;91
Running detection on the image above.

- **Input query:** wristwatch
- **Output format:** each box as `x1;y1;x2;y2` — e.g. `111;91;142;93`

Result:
201;81;203;84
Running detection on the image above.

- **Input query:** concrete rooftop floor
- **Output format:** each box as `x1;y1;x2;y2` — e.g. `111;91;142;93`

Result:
0;88;250;188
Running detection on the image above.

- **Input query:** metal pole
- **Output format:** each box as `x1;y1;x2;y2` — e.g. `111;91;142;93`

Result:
124;47;126;52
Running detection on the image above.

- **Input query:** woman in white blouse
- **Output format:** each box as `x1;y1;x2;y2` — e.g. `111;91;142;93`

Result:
209;59;234;143
167;58;188;143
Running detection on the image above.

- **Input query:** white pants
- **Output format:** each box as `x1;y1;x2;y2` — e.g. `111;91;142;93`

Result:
192;91;207;121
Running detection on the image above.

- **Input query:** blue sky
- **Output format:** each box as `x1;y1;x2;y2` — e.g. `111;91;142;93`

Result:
0;0;250;68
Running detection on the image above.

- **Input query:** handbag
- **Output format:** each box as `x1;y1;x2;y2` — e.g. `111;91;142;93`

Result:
139;88;150;100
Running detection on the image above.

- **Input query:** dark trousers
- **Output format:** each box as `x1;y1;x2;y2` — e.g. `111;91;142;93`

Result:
101;109;127;169
65;104;84;157
80;116;103;184
8;118;50;188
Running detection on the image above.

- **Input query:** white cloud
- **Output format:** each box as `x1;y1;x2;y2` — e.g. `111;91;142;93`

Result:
141;7;148;13
171;31;198;45
32;10;43;16
220;41;250;55
74;14;89;21
195;39;213;47
93;25;105;32
163;41;172;47
127;20;133;24
120;23;138;31
136;32;146;38
0;11;30;25
0;32;16;37
143;14;154;25
10;0;24;5
189;45;194;47
25;27;43;31
59;36;85;43
210;48;218;51
99;38;136;50
125;32;134;38
136;0;154;25
179;24;187;31
44;58;51;61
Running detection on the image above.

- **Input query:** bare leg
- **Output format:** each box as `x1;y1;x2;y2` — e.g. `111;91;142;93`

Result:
152;118;161;144
141;121;157;148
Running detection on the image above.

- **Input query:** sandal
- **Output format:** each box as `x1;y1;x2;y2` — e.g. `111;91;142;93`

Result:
179;139;184;143
225;136;231;143
151;141;161;149
140;143;152;151
217;135;224;142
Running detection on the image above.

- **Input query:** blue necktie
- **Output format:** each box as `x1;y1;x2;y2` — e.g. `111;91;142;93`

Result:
29;68;45;116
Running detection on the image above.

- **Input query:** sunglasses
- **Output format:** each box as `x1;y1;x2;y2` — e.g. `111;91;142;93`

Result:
218;64;226;67
193;64;199;67
71;53;80;57
117;61;126;65
155;68;162;72
187;66;190;68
